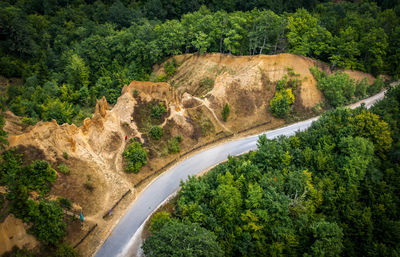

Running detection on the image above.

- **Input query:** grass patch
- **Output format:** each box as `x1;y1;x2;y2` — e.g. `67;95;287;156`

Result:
57;163;70;175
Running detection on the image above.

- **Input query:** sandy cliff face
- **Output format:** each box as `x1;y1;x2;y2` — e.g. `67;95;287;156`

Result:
1;53;375;256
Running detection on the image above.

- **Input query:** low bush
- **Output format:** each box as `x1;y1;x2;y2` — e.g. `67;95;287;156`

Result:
270;88;295;117
123;139;147;173
57;163;70;175
151;103;167;119
149;126;163;140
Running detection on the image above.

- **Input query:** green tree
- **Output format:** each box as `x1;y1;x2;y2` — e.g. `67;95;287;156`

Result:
286;8;333;59
41;98;74;124
360;27;388;75
269;88;295;117
123;139;147;173
168;136;182;153
248;10;285;55
308;221;344;257
29;200;66;244
149;126;163;140
311;68;356;107
65;54;90;90
142;221;224;257
329;27;361;70
150;211;172;233
0;113;8;150
221;103;230;122
151;102;167;119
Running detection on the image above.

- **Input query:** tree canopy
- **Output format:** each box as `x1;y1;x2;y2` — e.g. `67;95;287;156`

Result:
148;85;400;257
1;1;399;125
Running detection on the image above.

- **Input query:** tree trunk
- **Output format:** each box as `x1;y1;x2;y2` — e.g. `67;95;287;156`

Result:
260;37;266;55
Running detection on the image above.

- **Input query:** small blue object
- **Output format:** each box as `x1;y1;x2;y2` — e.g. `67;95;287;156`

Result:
80;212;84;222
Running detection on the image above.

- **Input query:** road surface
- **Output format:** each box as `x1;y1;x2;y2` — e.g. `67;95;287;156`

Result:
95;89;387;257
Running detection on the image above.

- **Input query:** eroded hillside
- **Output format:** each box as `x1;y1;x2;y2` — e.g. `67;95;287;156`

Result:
1;53;375;256
155;53;375;131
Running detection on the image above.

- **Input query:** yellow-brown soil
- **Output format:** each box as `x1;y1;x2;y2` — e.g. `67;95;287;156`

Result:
156;53;374;132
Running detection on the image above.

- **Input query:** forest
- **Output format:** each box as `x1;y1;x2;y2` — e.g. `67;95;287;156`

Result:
1;0;400;125
144;83;400;257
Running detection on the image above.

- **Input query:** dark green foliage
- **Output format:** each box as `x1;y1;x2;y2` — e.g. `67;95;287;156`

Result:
311;67;386;108
55;243;77;257
221;103;230;122
1;1;400;126
143;221;224;257
164;59;177;77
0;149;68;246
171;85;400;256
0;114;8;150
123;139;147;173
28;200;66;245
20;160;57;195
0;193;4;210
151;103;167;120
355;78;368;99
58;197;71;210
311;67;356;107
168;136;182;153
367;76;385;95
62;152;69;160
149;126;163;140
1;246;36;257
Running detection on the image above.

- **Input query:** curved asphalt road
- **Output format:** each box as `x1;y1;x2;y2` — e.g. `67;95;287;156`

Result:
95;90;387;257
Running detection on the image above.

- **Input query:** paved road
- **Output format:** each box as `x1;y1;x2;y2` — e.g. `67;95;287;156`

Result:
95;90;387;257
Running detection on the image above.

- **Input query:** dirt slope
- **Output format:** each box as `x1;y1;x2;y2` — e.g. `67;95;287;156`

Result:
0;53;375;256
156;53;375;131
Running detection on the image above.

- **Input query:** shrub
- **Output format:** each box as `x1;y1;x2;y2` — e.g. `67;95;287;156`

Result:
21;160;57;195
164;58;177;77
151;103;167;119
221;103;230;122
143;221;223;257
62;152;69;160
21;117;37;126
149;126;163;140
156;73;168;82
29;200;66;244
55;244;77;257
311;67;356;107
57;197;71;210
150;211;172;233
0;193;4;210
270;88;295;117
367;76;385;95
123;139;147;173
57;163;70;175
84;175;94;192
168;136;182;153
355;78;368;99
199;78;214;92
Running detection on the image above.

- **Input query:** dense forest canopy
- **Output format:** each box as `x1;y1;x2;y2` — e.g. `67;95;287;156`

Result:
1;0;399;125
144;84;400;257
0;1;399;256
